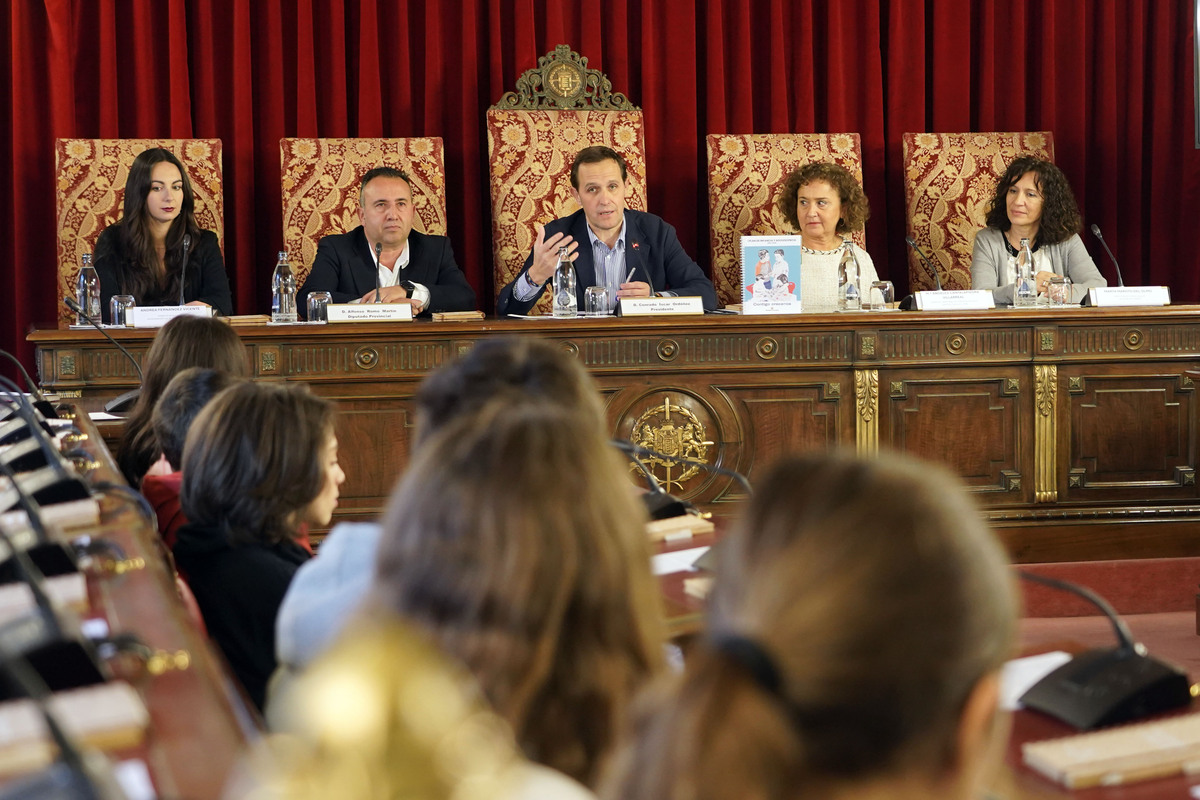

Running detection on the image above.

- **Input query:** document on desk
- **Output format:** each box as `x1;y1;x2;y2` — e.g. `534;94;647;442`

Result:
1000;651;1072;710
651;546;710;576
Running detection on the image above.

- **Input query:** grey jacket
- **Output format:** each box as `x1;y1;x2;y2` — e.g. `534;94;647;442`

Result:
970;227;1107;305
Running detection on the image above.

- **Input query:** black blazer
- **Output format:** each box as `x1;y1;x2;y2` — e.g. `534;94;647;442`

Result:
297;226;475;317
496;209;718;316
93;226;234;322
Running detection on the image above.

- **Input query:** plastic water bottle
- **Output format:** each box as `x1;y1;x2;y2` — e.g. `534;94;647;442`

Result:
552;246;577;318
1015;238;1036;307
838;238;861;311
271;251;298;323
76;253;100;325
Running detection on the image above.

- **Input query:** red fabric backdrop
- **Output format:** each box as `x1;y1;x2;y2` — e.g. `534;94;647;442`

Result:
3;0;1198;382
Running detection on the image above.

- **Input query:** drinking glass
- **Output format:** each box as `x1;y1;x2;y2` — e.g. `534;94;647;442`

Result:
1047;276;1072;306
307;291;332;322
867;281;895;311
585;285;610;316
110;295;135;326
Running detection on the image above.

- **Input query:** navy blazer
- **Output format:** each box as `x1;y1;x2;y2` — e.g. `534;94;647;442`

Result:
297;226;476;317
496;209;718;316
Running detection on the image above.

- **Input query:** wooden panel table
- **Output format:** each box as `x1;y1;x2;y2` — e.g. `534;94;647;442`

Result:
31;307;1200;563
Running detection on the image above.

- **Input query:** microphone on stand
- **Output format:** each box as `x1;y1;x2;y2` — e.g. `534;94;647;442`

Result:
613;439;754;496
905;236;944;291
0;349;57;420
62;298;143;413
610;440;697;520
177;233;192;306
1017;570;1191;729
1089;224;1125;287
374;241;384;303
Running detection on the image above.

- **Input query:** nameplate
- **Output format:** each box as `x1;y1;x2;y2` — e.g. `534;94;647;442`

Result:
913;290;996;311
126;305;212;328
618;296;705;317
1086;286;1171;307
326;303;413;322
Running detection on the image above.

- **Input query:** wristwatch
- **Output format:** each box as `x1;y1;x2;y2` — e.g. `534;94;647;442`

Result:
400;280;417;295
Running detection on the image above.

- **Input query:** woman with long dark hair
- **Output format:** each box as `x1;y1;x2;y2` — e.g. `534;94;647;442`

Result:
93;147;233;320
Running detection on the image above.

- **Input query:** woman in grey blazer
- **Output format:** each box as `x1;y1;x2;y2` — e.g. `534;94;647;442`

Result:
970;156;1106;305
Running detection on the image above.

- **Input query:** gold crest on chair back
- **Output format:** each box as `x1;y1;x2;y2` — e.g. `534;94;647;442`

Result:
487;45;647;315
55;138;224;328
902;131;1055;292
280;138;448;290
706;133;864;307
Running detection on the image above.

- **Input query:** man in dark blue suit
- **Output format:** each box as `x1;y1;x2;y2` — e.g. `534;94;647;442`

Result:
297;167;475;317
496;146;718;316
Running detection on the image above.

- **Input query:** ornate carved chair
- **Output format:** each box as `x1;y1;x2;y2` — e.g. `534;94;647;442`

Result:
55;139;224;328
487;45;647;314
706;133;865;307
902;131;1055;291
280;138;448;290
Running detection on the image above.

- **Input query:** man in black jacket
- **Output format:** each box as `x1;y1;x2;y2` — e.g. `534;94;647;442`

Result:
297;166;475;317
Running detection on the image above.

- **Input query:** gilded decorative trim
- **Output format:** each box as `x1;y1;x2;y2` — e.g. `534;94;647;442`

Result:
890;380;905;398
1034;364;1057;502
1068;376;1083;392
629;396;713;493
492;45;638;110
825;382;841;398
1123;329;1144;350
1182;375;1195;390
855;369;878;456
945;332;967;355
860;334;876;357
755;337;778;359
1039;330;1055;352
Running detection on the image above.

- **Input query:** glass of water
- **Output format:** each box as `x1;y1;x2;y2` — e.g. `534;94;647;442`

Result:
110;295;135;326
867;281;895;311
585;286;610;316
1047;276;1072;306
307;291;332;322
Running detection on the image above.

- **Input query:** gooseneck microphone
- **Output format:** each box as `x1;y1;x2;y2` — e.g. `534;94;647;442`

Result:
612;439;753;496
177;233;192;306
1017;570;1191;729
905;236;943;291
62;298;143;413
1089;224;1125;287
610;440;697;520
0;348;56;419
373;241;384;303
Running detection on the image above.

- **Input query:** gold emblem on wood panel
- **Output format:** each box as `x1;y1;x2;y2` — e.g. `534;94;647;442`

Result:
826;382;841;398
61;355;76;376
1069;376;1083;392
630;397;713;493
1123;329;1144;350
656;339;679;362
890;380;905;398
1034;364;1057;503
855;369;879;455
1182;376;1195;390
1005;378;1020;394
860;335;876;357
945;333;967;355
261;351;277;372
1180;468;1196;486
491;45;638;111
755;337;778;359
1039;331;1055;352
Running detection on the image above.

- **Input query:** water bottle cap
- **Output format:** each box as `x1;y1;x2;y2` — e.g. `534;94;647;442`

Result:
278;251;288;260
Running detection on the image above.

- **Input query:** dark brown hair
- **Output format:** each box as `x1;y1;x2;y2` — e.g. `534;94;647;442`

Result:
371;401;664;788
117;315;247;486
570;145;628;189
111;147;202;302
984;155;1082;246
151;367;241;470
180;381;335;547
777;161;870;235
601;450;1016;800
358;166;413;205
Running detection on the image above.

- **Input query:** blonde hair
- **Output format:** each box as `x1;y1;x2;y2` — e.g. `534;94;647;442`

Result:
602;450;1016;800
371;400;665;787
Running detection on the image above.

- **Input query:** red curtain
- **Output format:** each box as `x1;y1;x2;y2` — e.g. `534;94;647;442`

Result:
3;0;1198;382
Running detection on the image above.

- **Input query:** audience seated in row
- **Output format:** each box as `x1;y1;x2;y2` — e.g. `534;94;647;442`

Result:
117;314;247;487
600;450;1017;800
141;366;241;549
173;381;344;712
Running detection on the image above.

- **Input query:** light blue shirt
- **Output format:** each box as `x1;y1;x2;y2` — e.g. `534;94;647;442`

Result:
585;219;626;312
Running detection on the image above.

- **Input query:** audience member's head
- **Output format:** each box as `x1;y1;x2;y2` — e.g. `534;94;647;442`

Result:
151;367;240;471
181;381;343;547
412;336;607;446
370;400;664;788
601;450;1017;800
117;315;247;486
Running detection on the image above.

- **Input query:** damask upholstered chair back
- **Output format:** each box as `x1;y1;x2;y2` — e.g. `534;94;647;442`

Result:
487;45;648;314
280;137;448;289
55;138;224;328
706;133;864;307
902;131;1055;291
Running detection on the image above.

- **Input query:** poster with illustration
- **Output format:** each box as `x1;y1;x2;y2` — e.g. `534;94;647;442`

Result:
741;235;803;315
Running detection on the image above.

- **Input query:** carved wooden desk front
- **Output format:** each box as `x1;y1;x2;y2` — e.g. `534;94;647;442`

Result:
31;307;1200;562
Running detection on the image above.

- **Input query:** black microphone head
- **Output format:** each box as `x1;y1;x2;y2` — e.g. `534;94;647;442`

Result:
63;296;82;314
1090;223;1102;238
182;233;191;251
375;241;383;256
